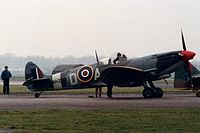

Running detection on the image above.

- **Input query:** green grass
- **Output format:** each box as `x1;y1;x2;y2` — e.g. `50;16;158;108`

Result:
0;82;198;132
0;109;199;133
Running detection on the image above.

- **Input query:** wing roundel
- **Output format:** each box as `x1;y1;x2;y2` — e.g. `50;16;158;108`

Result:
77;65;94;83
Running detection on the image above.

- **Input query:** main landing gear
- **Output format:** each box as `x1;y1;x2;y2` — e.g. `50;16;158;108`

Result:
192;88;200;97
34;91;43;98
106;81;163;98
142;81;163;98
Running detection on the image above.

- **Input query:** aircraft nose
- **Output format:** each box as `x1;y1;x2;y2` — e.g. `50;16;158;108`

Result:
180;50;196;61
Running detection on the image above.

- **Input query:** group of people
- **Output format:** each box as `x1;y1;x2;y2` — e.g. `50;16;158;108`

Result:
95;52;127;98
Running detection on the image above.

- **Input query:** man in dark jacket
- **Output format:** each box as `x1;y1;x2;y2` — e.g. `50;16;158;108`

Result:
1;66;12;95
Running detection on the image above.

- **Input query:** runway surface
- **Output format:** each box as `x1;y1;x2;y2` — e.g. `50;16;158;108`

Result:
0;92;199;110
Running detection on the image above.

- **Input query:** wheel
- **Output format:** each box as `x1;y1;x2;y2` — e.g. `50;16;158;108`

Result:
35;93;40;98
153;87;163;98
196;92;200;97
142;88;153;98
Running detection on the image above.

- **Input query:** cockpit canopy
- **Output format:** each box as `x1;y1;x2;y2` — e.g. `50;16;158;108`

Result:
99;58;112;65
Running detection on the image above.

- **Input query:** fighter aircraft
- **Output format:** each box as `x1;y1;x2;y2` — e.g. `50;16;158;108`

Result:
23;31;196;98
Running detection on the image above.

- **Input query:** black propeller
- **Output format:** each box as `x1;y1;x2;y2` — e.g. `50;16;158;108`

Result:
181;30;187;51
181;30;192;88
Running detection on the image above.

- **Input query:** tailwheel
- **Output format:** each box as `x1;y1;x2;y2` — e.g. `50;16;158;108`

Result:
196;91;200;97
35;93;40;98
142;88;154;98
153;87;163;98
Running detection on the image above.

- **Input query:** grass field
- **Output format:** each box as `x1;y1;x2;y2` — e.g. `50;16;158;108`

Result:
0;109;200;133
0;84;197;133
0;84;191;95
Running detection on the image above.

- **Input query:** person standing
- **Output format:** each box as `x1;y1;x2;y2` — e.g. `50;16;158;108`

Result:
95;87;102;98
1;66;12;95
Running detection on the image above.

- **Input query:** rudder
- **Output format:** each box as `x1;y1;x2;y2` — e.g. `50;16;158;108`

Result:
25;62;44;80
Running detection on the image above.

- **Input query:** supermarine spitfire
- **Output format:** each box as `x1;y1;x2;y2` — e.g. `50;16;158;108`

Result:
23;31;196;98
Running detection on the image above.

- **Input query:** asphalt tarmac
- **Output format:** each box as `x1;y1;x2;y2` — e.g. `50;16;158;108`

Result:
0;92;199;110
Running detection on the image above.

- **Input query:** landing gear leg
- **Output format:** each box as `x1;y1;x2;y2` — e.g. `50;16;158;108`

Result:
142;81;163;98
148;81;163;98
34;91;43;98
107;85;113;98
142;81;154;98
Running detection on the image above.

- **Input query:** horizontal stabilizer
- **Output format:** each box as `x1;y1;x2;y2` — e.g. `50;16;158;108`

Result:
23;78;53;90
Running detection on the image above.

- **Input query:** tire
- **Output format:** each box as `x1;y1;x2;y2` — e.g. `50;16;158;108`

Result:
196;92;200;97
142;88;153;98
153;87;163;98
35;93;40;98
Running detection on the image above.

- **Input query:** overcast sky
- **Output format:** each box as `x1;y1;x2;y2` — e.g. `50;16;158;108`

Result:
0;0;200;59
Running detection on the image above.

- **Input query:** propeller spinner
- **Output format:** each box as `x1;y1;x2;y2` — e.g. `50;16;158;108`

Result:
180;30;196;60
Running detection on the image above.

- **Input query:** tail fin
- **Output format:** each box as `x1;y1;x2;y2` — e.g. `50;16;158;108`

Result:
25;62;44;80
174;62;200;88
23;62;53;90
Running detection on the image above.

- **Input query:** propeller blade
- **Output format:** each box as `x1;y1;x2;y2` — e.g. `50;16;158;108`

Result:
181;30;193;88
181;30;187;50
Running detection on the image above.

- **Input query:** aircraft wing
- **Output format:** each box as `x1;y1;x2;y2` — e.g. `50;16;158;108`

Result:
100;66;145;85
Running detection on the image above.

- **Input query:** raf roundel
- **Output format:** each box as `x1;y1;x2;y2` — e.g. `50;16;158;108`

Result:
77;66;94;83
